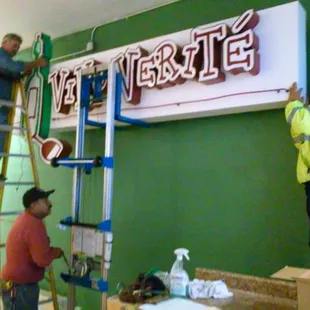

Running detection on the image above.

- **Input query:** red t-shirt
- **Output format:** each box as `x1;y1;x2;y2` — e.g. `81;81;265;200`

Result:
1;211;58;284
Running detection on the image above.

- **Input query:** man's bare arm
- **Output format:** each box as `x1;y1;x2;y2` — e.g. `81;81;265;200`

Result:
23;57;48;76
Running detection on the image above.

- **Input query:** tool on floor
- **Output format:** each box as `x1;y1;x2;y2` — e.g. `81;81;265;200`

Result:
0;33;59;310
119;270;167;304
50;61;150;310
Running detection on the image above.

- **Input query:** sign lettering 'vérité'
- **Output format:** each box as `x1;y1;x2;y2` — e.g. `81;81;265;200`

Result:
48;9;260;114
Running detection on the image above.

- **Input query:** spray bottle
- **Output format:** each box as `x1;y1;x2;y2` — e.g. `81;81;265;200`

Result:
169;248;190;298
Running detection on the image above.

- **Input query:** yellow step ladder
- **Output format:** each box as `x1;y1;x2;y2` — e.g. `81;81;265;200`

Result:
0;80;59;310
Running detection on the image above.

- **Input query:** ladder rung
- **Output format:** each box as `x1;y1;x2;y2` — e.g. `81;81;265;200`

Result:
0;100;26;113
0;125;27;132
0;153;33;158
0;211;23;216
0;181;35;186
39;298;54;305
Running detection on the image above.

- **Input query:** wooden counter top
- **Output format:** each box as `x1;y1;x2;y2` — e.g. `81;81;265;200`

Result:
195;268;297;309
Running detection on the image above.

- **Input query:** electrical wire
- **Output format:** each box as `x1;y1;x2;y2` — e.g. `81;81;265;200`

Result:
90;0;181;42
50;0;180;62
51;87;289;122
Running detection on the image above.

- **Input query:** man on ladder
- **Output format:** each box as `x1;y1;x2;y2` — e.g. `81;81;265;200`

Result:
0;33;47;179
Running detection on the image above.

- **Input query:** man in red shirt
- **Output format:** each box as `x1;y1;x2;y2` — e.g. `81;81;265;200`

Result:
1;187;64;309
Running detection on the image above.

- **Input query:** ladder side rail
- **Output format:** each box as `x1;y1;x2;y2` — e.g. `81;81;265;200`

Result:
19;81;59;310
0;83;18;210
19;81;40;186
0;83;18;289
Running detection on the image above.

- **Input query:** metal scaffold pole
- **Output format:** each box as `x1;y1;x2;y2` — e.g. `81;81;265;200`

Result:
100;62;116;310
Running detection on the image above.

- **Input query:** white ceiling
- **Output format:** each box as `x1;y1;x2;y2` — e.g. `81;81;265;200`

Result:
0;0;179;49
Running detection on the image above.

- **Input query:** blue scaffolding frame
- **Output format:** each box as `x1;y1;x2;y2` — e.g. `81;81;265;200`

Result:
51;62;149;310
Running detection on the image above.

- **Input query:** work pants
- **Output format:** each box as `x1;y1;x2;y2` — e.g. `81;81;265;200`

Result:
1;282;39;310
304;181;310;247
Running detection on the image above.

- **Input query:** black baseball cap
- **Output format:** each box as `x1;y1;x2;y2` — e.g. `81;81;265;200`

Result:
23;187;55;209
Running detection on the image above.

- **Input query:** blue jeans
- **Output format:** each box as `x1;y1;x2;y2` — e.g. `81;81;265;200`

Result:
1;283;39;310
0;105;9;159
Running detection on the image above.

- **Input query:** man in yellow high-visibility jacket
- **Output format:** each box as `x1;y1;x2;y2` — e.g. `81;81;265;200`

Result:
285;82;310;246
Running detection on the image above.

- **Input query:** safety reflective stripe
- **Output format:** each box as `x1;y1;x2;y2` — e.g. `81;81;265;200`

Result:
293;134;310;144
287;107;302;125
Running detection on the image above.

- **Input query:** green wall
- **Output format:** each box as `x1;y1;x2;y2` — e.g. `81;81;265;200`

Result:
2;0;310;308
